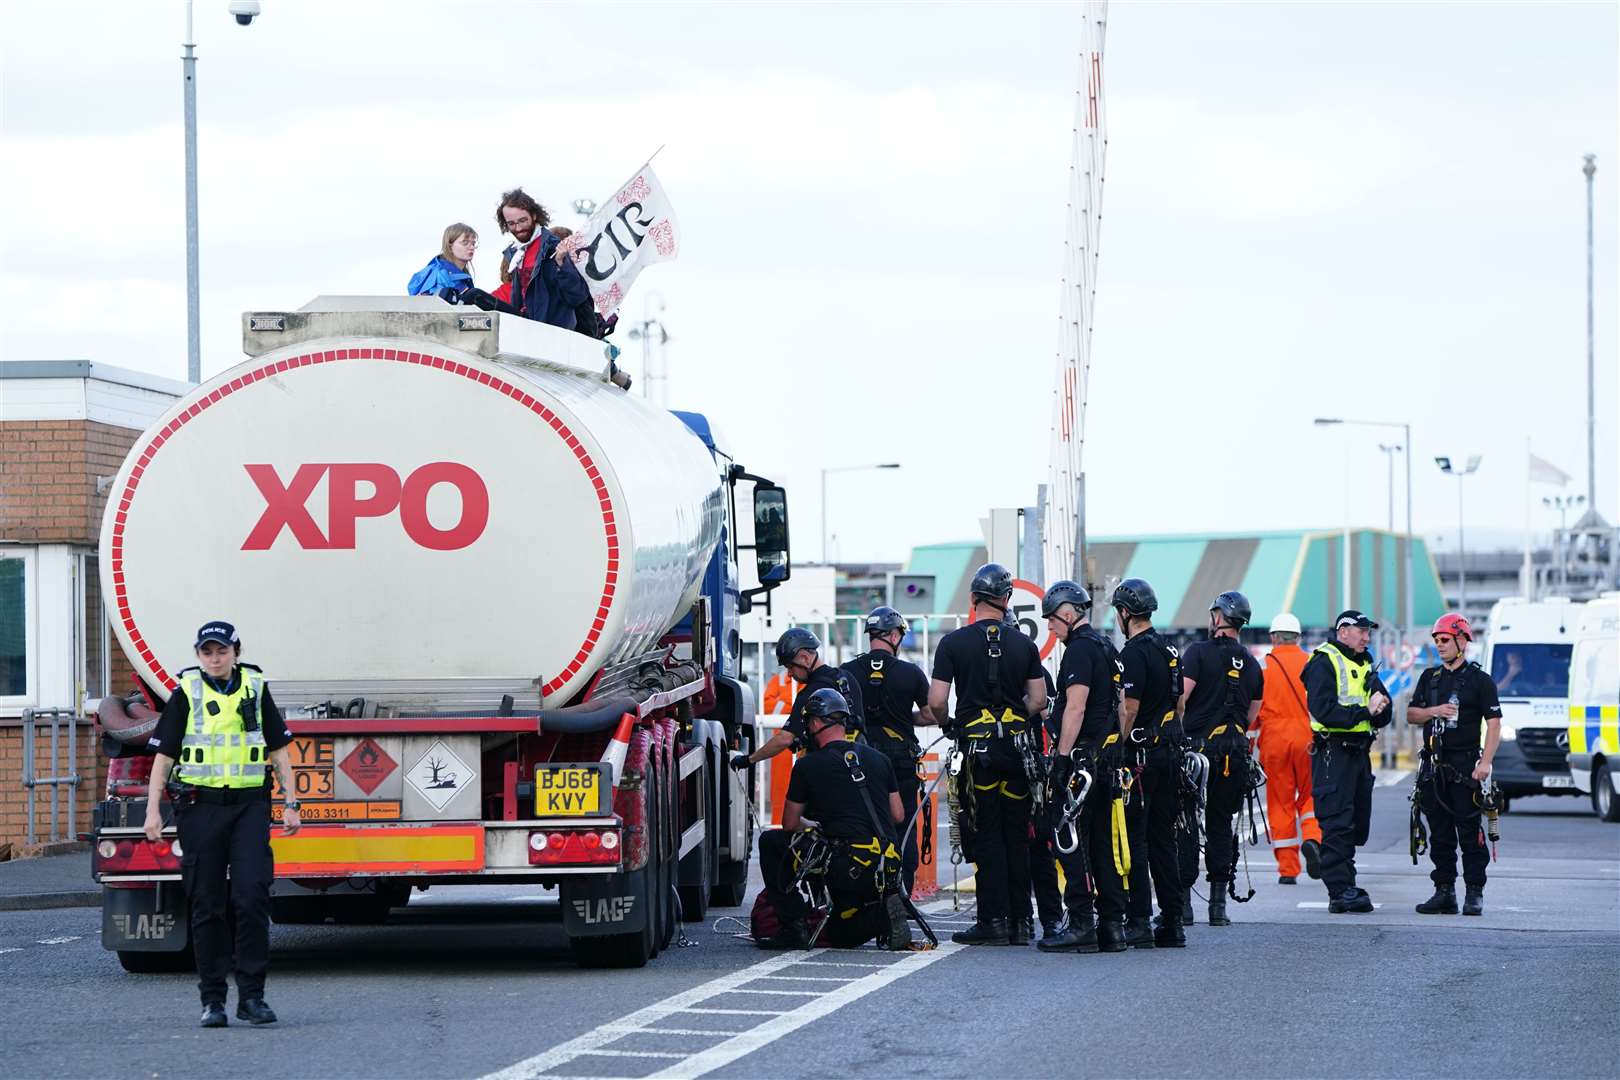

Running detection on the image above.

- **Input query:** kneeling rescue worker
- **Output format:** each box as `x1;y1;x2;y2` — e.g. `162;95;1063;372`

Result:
1301;610;1393;913
1407;613;1501;917
841;606;931;895
929;563;1047;945
755;689;910;949
733;627;865;770
142;621;300;1028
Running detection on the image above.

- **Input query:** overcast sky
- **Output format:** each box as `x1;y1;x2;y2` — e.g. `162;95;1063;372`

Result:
3;1;1615;565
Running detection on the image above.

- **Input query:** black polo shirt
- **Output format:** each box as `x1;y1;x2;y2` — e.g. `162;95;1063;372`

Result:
1181;636;1264;739
784;663;866;743
1120;628;1179;734
149;664;294;795
840;651;928;748
1055;627;1120;746
931;620;1043;727
1413;661;1503;751
785;741;898;841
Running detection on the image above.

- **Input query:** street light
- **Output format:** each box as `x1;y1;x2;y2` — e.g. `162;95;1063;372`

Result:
624;293;668;406
1314;417;1415;635
1543;493;1587;590
183;1;261;385
571;197;597;220
1377;444;1403;532
821;464;901;564
1436;455;1483;617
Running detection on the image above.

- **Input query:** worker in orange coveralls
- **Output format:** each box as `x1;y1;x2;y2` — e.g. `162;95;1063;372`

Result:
1250;613;1323;884
764;671;799;717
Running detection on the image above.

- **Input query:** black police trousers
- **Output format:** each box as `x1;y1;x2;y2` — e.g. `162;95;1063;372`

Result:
1131;746;1184;921
1183;734;1248;886
966;738;1031;926
1310;737;1375;897
872;742;921;895
1029;827;1088;929
758;828;884;947
174;792;274;1006
1419;751;1489;889
1082;757;1128;922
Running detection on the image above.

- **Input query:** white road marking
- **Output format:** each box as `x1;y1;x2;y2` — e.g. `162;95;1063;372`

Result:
36;936;81;945
481;939;964;1080
750;974;854;983
1296;902;1383;910
0;948;22;955
1376;770;1413;787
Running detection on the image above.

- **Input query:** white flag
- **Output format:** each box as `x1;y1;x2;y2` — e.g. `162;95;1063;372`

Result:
558;164;679;317
1528;452;1571;487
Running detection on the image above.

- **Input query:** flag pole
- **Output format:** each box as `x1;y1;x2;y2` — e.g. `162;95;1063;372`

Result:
1523;437;1533;599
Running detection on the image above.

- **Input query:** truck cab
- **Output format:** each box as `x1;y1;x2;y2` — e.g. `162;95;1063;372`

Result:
1566;593;1620;821
1481;597;1580;801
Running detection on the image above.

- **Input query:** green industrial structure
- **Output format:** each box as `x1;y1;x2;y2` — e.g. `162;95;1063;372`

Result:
903;530;1446;631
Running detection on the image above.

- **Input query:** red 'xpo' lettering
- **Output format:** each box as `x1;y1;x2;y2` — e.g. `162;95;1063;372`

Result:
240;463;490;551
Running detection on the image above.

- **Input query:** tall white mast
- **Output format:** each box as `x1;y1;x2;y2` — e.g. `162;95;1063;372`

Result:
1044;2;1109;587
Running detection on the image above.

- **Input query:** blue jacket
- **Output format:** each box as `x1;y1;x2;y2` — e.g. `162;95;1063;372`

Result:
494;230;591;331
407;255;473;300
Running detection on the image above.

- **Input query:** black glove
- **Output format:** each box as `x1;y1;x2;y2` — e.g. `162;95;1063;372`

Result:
729;751;751;771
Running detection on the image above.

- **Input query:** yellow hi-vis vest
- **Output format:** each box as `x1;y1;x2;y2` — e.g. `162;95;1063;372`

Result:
175;668;269;788
1308;643;1373;737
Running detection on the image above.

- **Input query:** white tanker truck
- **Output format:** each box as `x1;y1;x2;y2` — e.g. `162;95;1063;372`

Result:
89;297;790;969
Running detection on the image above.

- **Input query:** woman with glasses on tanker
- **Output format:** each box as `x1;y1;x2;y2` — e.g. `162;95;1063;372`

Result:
407;222;479;302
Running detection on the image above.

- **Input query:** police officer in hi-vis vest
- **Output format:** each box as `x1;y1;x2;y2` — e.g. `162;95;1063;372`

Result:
143;621;300;1028
1300;610;1393;913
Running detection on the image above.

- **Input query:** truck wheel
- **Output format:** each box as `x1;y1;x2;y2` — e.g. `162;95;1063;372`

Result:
117;945;195;974
709;858;749;909
571;780;658;969
1596;763;1620;822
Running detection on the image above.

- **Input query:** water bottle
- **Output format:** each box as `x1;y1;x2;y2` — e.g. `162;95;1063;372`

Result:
1446;692;1460;731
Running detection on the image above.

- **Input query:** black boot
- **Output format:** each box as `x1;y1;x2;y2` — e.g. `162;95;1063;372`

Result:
1037;913;1099;953
952;918;1011;946
1415;884;1458;915
1301;839;1322;880
1125;915;1156;949
1153;915;1187;948
1208;889;1231;927
1181;894;1196;925
1097;916;1128;953
1008;918;1033;946
1462;887;1484;916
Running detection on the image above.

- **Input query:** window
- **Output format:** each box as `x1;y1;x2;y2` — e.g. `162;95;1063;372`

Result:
1489;643;1574;699
0;548;37;704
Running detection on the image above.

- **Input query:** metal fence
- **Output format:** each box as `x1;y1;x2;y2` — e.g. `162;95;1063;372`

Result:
21;708;82;846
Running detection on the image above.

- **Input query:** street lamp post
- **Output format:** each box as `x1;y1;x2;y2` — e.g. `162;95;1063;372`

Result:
1377;444;1403;532
1543;494;1587;591
1314;418;1415;635
820;464;900;564
1436;455;1483;617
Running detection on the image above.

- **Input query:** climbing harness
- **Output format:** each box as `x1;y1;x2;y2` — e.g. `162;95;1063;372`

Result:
1053;753;1096;855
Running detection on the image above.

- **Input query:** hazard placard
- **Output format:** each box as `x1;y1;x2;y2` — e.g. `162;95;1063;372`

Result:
339;737;398;795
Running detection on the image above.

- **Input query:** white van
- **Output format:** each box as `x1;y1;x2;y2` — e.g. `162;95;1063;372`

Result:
1481;597;1581;801
1566;593;1620;821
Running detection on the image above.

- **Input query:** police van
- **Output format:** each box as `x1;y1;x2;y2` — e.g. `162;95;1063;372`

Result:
1566;593;1620;822
1481;597;1581;802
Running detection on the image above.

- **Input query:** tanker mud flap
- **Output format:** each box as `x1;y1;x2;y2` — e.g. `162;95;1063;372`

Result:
561;868;650;938
102;883;189;953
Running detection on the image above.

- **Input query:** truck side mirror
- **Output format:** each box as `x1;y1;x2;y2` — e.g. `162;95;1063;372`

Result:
753;486;791;584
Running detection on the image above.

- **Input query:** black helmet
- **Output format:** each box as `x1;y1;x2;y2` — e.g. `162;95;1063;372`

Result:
801;688;851;723
1041;580;1091;619
969;562;1014;601
865;606;908;636
1210;590;1252;628
1111;578;1158;617
774;627;821;667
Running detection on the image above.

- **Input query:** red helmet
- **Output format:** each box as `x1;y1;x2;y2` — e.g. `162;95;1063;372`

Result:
1432;613;1473;641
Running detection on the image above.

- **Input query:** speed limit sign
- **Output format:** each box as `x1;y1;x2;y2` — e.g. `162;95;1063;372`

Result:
1006;579;1056;660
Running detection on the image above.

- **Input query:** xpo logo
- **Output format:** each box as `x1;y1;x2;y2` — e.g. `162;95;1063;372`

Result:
242;462;490;551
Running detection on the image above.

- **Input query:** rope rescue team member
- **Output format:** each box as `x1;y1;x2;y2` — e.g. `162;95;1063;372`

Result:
733;628;865;770
1252;612;1321;884
1301;610;1393;913
841;606;931;895
1036;580;1129;954
1113;578;1186;949
1177;591;1264;927
755;690;909;949
141;621;300;1028
928;563;1047;946
1408;614;1501;917
1026;646;1067;942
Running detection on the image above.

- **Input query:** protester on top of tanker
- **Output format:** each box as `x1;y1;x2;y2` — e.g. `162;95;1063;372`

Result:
547;226;607;340
474;187;589;331
406;223;478;301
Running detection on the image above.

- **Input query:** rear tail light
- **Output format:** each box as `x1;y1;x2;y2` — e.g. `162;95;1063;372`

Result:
94;836;183;874
526;828;622;867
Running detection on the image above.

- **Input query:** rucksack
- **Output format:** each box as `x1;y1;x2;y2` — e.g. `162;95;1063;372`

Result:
750;890;823;949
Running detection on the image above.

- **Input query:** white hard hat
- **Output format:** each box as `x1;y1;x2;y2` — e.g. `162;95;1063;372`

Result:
1270;613;1302;635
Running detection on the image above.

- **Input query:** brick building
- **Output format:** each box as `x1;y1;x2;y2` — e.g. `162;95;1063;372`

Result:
1;362;185;853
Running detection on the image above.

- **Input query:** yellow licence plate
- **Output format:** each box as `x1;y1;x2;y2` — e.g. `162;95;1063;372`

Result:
534;764;608;817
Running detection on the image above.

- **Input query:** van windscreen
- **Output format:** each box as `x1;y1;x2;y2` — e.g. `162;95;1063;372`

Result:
1490;643;1573;698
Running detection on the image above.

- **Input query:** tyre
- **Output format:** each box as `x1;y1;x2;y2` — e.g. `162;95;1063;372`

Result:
570;780;657;969
1595;763;1620;822
709;858;749;909
117;945;195;974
